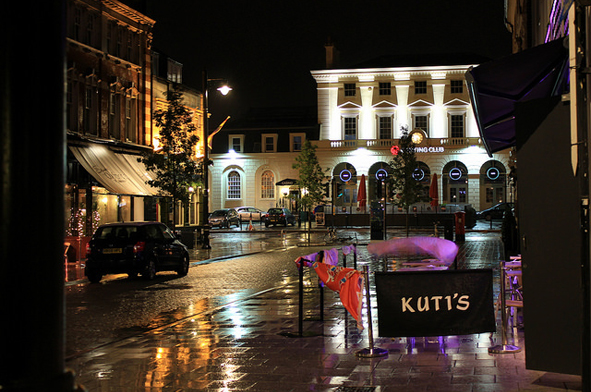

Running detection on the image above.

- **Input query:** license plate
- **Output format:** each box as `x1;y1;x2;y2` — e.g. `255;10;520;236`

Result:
103;248;122;254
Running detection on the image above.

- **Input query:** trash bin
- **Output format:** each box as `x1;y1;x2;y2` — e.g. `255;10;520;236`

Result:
455;211;466;242
176;228;195;249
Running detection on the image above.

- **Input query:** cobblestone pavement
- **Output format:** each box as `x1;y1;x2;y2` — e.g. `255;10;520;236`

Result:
65;223;583;391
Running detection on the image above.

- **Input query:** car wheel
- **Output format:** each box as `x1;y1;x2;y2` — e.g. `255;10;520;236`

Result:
87;271;102;284
177;254;189;276
143;259;156;280
265;222;269;227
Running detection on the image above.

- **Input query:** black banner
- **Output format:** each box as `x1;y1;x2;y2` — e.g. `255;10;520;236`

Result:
375;269;495;337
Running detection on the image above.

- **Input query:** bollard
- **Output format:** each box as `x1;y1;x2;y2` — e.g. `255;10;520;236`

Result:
356;265;388;358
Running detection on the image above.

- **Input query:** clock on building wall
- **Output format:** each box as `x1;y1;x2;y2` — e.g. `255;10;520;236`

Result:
411;131;424;144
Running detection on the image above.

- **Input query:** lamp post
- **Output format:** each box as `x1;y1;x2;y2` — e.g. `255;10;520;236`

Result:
201;70;231;249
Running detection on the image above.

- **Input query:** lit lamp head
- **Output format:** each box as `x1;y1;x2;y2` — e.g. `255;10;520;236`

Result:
217;85;232;96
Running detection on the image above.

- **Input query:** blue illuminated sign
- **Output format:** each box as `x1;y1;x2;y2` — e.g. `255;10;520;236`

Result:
375;169;388;181
340;169;352;182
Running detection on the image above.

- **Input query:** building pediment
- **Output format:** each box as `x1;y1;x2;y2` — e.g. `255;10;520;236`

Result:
444;98;470;107
408;99;433;107
372;100;397;109
338;101;362;109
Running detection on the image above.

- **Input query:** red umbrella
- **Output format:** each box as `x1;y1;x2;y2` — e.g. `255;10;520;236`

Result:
357;174;367;208
429;173;439;208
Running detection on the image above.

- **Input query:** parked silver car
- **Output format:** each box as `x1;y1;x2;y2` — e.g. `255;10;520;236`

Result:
235;206;265;221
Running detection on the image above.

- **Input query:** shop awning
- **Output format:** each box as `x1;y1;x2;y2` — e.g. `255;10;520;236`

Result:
465;38;569;156
275;178;298;186
70;144;159;196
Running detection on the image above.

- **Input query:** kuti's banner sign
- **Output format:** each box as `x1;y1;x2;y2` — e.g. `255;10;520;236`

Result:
375;269;495;337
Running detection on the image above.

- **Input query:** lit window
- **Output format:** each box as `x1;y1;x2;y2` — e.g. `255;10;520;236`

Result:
344;83;356;97
261;171;274;199
343;117;357;140
379;82;391;95
451;80;463;94
415;81;427;94
414;115;429;134
451;115;464;138
227;171;241;199
378;117;392;139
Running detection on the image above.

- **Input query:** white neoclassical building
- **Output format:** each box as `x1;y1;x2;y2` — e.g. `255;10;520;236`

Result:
209;53;513;220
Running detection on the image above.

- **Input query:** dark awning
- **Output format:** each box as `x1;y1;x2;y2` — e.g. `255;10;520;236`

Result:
275;178;298;186
465;38;569;156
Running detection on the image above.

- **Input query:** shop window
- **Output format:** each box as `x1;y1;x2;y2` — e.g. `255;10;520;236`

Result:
261;171;274;199
228;171;241;199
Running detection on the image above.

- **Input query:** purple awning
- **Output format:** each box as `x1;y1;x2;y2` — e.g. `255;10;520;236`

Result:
466;38;569;156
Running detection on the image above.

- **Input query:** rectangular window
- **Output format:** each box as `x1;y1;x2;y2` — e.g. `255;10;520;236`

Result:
451;80;463;94
414;115;428;133
379;82;391;95
451;114;464;138
106;23;112;53
116;27;123;58
230;136;242;152
74;8;81;41
344;83;356;97
290;133;305;152
378;117;392;139
265;136;274;152
415;81;427;94
343;117;357;140
109;93;120;139
86;13;94;46
293;135;302;151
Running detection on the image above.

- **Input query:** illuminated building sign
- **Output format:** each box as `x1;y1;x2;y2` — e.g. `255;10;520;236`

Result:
376;169;388;181
449;168;463;181
414;147;445;153
486;167;500;180
340;169;352;182
412;168;425;181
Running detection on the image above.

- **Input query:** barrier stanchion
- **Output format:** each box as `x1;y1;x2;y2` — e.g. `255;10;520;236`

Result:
356;265;388;358
489;261;521;354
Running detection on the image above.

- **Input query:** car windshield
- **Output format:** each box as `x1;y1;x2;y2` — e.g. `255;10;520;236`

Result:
268;208;283;214
95;226;139;240
211;210;228;217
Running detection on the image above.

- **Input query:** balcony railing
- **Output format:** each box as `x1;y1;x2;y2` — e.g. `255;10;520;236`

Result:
317;137;482;150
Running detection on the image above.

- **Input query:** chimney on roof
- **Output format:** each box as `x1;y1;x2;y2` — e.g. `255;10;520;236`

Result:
325;37;340;69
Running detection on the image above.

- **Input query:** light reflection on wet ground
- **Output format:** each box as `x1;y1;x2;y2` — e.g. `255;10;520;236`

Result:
66;226;582;391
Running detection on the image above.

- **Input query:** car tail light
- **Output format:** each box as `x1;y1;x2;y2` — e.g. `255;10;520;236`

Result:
85;242;91;257
133;241;146;253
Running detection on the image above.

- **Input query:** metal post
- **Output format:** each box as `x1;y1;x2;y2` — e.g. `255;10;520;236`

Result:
356;266;388;357
201;70;211;249
489;261;521;354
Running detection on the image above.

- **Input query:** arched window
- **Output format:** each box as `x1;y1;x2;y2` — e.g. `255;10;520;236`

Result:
261;171;274;199
227;171;241;199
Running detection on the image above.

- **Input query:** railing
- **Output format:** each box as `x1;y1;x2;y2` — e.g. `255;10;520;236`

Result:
318;137;482;150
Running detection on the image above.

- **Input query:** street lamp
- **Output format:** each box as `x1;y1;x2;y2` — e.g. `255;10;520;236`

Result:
201;70;231;249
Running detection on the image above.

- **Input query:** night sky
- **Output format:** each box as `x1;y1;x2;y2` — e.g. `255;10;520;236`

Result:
137;0;512;125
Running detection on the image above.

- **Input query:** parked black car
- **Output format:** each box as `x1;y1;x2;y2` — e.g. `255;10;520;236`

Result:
85;222;190;283
208;208;240;228
264;207;296;227
476;202;515;220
